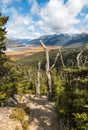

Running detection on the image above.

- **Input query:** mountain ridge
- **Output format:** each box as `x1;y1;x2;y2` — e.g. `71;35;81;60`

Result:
6;33;88;50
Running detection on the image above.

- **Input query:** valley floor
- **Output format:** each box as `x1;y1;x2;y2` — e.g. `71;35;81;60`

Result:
6;45;59;60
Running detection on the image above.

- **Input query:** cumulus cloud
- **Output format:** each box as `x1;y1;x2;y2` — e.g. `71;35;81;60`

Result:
66;0;88;16
28;25;35;31
39;0;88;34
0;0;21;14
0;0;37;39
6;8;35;39
1;0;88;39
28;0;39;15
0;0;12;4
85;15;88;22
0;0;20;5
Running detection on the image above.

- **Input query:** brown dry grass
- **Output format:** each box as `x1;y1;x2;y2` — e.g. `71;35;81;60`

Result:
6;45;60;60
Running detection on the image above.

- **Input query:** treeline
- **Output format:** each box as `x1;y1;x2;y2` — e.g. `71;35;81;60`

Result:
0;14;88;130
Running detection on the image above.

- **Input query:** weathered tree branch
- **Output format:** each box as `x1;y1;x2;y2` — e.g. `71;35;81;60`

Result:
40;40;60;100
50;51;59;70
36;60;41;95
77;50;83;67
40;40;52;100
59;47;65;68
83;56;88;67
40;40;47;50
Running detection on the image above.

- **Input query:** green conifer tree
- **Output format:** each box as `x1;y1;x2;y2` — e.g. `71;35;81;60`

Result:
0;13;9;105
0;13;8;53
0;13;8;77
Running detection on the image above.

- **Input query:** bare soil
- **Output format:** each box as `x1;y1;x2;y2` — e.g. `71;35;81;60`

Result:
0;95;59;130
28;95;59;130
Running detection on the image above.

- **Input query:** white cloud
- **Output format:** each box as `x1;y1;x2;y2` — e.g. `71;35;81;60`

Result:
6;8;35;39
39;0;88;34
0;0;20;5
28;0;39;15
0;0;12;4
0;0;21;14
66;0;88;16
28;25;35;31
1;0;88;39
85;15;88;22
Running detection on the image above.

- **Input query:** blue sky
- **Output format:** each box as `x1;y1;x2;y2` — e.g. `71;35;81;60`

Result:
0;0;88;39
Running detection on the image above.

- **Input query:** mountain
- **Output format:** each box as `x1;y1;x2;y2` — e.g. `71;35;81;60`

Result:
28;34;71;46
6;33;88;50
5;39;31;51
6;39;30;47
28;33;88;46
64;33;88;46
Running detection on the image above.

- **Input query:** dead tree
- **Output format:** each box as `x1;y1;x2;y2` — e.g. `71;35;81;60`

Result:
36;61;41;95
77;51;83;67
59;47;65;68
83;56;88;67
40;40;59;100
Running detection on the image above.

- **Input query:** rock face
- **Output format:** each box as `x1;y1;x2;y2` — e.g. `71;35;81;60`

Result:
0;107;22;130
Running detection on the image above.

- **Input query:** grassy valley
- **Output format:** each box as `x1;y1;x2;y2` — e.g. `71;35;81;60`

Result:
6;45;60;60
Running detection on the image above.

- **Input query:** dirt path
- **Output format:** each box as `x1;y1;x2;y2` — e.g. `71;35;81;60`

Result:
28;95;59;130
0;95;59;130
0;108;22;130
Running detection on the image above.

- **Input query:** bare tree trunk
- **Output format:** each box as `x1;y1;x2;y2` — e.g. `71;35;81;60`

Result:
50;51;59;70
83;56;88;67
46;50;52;100
46;71;52;99
77;51;83;67
40;40;52;100
36;61;41;95
59;47;65;67
40;40;59;100
28;69;31;80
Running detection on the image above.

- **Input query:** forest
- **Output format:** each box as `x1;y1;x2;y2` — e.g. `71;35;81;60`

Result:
0;14;88;130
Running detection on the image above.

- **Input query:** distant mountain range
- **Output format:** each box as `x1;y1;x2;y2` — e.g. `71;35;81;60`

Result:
6;33;88;50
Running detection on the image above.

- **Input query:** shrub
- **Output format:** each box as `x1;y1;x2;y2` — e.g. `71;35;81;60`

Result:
10;107;29;130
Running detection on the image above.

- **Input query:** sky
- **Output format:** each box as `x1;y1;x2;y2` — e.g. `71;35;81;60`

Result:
0;0;88;39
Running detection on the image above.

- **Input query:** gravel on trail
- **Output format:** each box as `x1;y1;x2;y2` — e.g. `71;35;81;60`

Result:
0;95;59;130
28;95;59;130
